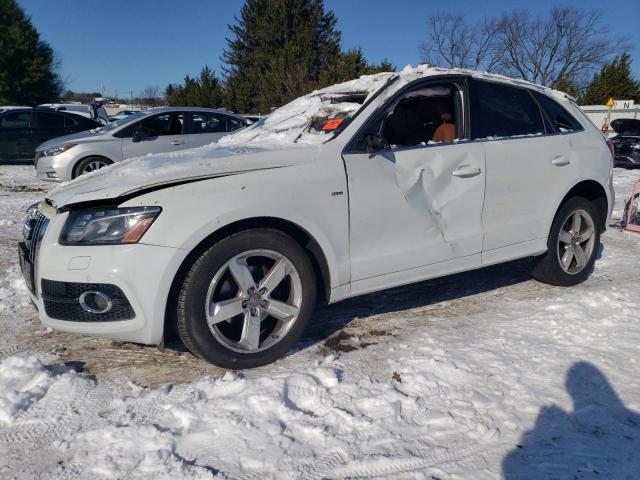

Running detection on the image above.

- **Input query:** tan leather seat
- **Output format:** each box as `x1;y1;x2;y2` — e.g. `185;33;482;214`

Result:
432;112;456;142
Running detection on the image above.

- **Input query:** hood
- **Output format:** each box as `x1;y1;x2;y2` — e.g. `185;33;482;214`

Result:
611;118;640;135
46;144;318;208
36;129;105;152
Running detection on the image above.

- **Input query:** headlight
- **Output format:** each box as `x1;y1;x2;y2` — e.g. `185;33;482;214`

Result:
42;144;76;156
60;206;161;245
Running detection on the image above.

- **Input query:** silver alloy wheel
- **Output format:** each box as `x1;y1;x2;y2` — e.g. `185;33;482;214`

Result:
204;249;303;353
81;159;109;174
556;209;596;275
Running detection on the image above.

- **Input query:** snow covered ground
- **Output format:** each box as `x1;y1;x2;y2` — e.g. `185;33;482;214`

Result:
0;164;639;479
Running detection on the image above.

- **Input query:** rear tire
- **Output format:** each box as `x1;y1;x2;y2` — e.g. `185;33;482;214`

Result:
176;229;317;369
73;156;112;178
532;197;600;286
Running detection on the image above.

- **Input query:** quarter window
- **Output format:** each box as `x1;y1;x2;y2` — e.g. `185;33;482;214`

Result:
470;80;544;139
532;92;582;133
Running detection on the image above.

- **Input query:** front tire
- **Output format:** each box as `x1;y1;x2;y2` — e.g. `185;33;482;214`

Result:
176;229;317;369
532;197;600;286
73;156;112;178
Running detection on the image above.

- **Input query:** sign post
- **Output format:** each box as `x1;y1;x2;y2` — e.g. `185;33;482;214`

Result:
601;97;615;134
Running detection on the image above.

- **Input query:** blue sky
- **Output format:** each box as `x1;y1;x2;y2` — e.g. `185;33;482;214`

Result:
18;0;640;97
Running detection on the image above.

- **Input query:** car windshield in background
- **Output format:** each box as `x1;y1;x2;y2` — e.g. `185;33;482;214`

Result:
94;111;147;132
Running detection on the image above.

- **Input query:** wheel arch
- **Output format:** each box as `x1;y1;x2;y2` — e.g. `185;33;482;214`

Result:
163;216;332;341
72;155;113;178
554;179;609;233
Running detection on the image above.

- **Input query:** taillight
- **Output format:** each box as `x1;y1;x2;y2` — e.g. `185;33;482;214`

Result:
606;139;615;160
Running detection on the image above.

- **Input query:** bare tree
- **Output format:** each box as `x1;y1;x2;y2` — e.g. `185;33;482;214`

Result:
420;7;628;91
419;13;503;71
496;7;625;88
139;85;161;108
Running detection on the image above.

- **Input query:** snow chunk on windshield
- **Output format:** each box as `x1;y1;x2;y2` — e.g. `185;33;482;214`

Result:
219;72;395;148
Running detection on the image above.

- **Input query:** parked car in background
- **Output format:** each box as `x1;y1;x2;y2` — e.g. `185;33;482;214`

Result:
611;118;640;168
108;109;139;122
0;108;101;161
0;106;31;113
38;103;110;125
34;106;250;180
21;67;614;369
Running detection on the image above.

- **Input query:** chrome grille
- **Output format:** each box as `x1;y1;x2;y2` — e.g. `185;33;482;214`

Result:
23;209;49;262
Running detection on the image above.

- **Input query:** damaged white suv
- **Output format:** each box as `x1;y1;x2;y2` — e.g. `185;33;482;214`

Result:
20;66;614;368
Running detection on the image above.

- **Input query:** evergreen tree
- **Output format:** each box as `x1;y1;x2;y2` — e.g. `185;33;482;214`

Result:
0;0;62;104
223;0;341;113
166;66;224;108
580;53;640;105
319;48;394;86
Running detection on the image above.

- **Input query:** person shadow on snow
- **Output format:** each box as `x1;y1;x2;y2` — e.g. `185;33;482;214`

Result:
502;361;640;479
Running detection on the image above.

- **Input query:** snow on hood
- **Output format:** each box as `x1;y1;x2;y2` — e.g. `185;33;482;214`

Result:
46;145;318;207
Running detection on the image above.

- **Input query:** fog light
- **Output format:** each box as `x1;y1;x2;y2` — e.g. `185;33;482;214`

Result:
78;291;113;314
46;172;59;179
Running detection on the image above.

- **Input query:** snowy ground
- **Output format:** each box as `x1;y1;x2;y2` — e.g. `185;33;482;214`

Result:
0;164;639;479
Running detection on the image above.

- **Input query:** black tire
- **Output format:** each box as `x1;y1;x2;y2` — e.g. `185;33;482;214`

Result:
73;156;112;178
176;228;317;369
532;196;601;286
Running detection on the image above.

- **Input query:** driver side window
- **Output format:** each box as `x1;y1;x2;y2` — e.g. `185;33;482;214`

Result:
351;82;464;151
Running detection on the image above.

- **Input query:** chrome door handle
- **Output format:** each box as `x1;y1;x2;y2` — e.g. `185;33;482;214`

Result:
170;140;185;146
452;166;481;178
552;156;570;166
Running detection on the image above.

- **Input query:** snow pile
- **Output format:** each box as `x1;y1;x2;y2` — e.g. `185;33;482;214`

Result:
0;266;30;315
0;355;55;424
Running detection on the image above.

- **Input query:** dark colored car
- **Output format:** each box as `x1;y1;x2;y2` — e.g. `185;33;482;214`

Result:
611;118;640;169
0;108;101;161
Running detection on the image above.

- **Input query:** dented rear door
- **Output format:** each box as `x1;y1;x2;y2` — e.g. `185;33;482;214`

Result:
343;142;486;283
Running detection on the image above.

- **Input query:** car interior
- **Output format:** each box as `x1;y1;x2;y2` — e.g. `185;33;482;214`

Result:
381;84;461;147
139;113;184;136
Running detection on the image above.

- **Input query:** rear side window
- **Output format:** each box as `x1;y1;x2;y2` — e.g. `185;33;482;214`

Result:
532;92;583;133
190;112;226;133
139;113;184;136
470;80;544;139
0;111;30;128
36;112;65;128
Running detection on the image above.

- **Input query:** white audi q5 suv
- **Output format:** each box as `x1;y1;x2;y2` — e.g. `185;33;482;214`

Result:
20;66;615;368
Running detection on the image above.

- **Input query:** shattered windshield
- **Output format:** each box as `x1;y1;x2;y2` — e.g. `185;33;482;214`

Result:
218;72;396;148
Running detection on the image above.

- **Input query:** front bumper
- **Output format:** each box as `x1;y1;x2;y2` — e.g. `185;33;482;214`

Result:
35;150;77;182
24;213;186;345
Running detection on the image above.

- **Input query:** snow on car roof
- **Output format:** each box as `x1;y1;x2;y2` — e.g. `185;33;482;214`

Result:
218;64;561;149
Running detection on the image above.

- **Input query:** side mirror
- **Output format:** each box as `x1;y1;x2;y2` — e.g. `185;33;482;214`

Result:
132;128;149;142
362;133;390;153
